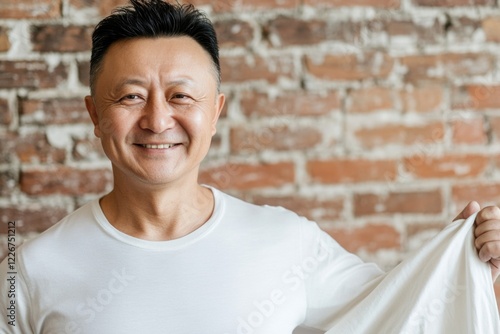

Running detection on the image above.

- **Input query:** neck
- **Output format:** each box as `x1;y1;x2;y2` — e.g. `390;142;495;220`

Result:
100;175;214;241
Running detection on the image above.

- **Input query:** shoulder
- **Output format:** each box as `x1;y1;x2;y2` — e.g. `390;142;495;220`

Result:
16;199;98;263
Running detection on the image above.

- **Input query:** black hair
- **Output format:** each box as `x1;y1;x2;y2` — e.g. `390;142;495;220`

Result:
89;0;220;94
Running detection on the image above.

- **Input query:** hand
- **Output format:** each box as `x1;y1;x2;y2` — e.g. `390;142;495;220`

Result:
455;201;500;281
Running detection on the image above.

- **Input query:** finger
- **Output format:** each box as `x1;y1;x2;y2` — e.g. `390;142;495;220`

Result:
474;220;500;237
475;230;500;252
476;206;500;225
453;201;480;221
478;242;500;263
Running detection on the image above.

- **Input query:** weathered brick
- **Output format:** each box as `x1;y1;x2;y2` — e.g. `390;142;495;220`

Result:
0;132;17;163
400;53;494;82
452;85;500;110
401;85;444;113
307;159;398;184
0;27;10;52
452;117;487;145
354;189;443;216
15;132;66;164
20;97;90;125
0;170;16;196
214;20;253;48
266;17;360;47
325;224;401;253
0;61;67;89
452;183;500;208
251;195;344;222
0;206;68;234
198;162;295;190
240;90;340;117
20;167;112;195
0;0;61;19
31;25;93;53
347;87;394;113
404;154;489;179
77;61;90;87
483;17;500;43
406;221;446;251
387;19;443;44
188;0;299;13
72;136;106;161
69;0;128;16
304;0;400;7
221;55;294;83
447;17;482;43
353;122;445;149
413;0;494;6
305;52;394;81
230;125;323;153
0;99;11;125
489;116;500;142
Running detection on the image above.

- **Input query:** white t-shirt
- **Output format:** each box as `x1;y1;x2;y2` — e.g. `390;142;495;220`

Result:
0;187;383;334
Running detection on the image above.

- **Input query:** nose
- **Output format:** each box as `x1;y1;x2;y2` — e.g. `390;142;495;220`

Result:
138;95;175;133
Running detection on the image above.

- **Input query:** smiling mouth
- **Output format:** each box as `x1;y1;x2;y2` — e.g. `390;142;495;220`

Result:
137;144;178;149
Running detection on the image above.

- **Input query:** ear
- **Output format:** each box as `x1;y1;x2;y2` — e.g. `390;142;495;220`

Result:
211;93;225;136
85;96;102;138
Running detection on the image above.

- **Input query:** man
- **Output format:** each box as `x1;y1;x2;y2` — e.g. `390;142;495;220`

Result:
1;0;500;333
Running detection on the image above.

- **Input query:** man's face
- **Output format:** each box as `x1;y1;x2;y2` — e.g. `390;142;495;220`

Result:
85;37;224;187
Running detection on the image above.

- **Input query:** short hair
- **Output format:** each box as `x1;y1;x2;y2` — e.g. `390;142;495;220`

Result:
89;0;220;94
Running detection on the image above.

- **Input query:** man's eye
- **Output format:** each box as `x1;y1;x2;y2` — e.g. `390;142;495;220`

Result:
124;94;139;100
172;94;189;99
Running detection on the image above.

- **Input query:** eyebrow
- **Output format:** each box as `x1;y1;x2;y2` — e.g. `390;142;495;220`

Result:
114;78;195;90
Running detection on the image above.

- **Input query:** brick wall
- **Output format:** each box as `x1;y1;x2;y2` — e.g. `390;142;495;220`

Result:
1;0;500;299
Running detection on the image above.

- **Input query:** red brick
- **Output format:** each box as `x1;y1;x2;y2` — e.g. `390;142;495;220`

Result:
404;154;489;179
31;25;93;53
69;0;128;16
20;167;112;195
307;159;397;184
15;132;66;164
348;87;394;113
241;90;340;117
0;170;16;196
353;122;444;149
221;55;294;83
0;98;11;125
0;61;67;89
447;17;482;43
198;162;295;190
401;85;444;113
304;0;400;7
354;189;443;216
0;0;61;19
230;125;322;153
325;224;401;253
0;206;68;234
214;20;253;48
0;28;10;52
266;17;360;47
20;97;90;125
452;183;500;208
483;17;500;43
72;136;106;161
251;195;344;222
413;0;494;6
452;117;487;145
305;52;394;81
452;85;500;110
406;221;446;250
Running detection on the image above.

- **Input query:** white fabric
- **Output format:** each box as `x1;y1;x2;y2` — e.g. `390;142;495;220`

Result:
323;212;500;334
0;188;498;334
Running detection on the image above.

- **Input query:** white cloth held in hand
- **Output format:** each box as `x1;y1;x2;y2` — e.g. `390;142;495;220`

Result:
325;212;500;334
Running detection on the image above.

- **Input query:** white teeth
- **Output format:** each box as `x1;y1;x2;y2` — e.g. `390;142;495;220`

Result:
142;144;175;149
